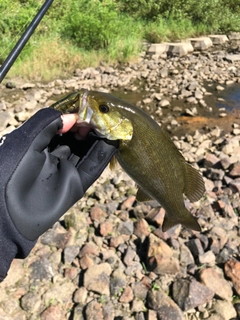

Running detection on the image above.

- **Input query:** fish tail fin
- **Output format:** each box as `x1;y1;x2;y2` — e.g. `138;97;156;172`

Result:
162;208;201;232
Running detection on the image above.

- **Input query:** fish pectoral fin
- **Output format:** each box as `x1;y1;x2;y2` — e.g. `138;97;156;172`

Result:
162;209;201;232
184;163;205;202
109;155;119;170
136;187;153;202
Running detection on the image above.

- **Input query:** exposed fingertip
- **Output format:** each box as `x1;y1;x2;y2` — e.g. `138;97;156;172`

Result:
58;114;78;133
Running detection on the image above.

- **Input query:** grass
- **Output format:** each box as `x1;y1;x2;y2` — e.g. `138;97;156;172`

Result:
5;36;104;82
1;0;240;82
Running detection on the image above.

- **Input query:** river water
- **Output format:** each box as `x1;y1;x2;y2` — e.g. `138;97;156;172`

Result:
113;82;240;138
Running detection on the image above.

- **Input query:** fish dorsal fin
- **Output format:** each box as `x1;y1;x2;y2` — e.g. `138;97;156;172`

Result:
109;155;118;170
184;163;205;202
136;187;152;202
162;210;201;232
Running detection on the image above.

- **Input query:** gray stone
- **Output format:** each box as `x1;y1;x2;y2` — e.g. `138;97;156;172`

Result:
148;289;184;319
189;37;213;50
148;43;168;55
209;34;229;44
172;278;214;311
167;42;193;56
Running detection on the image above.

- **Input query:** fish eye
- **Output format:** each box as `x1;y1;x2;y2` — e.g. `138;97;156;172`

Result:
99;105;109;113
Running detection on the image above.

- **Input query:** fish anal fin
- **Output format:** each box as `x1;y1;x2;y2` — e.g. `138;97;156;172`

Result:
136;188;152;202
162;210;201;232
184;163;205;202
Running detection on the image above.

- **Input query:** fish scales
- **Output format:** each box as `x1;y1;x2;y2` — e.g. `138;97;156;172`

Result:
52;89;205;232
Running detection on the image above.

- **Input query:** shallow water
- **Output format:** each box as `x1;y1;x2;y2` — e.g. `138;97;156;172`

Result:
113;83;240;137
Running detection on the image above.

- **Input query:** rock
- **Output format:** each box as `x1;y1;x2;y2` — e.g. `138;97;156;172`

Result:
134;219;150;240
73;287;88;304
159;99;170;107
229;162;240;177
42;281;76;306
118;220;134;235
119;286;134;303
148;43;168;56
0;110;13;131
100;220;113;237
20;292;42;313
189;37;213;50
29;257;54;282
212;300;237;319
148;289;185;320
224;260;240;295
90;206;107;221
225;54;240;62
172;278;214;311
167;42;193;56
123;247;136;266
209;34;229;44
84;263;112;296
204;153;220;168
216;85;225;91
85;300;104;320
40;305;64;320
20;82;36;90
132;281;149;300
147;234;180;275
63;245;80;264
199;267;233;301
186;238;204;258
198;250;216;266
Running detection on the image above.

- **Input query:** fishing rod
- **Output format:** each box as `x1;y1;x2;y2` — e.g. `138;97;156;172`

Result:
0;0;54;83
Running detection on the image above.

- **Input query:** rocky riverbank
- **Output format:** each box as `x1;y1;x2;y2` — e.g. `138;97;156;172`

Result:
0;35;240;320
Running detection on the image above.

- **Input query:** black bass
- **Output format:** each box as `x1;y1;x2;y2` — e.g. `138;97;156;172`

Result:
52;90;205;232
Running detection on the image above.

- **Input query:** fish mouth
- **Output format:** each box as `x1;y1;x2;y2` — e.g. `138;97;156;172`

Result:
75;90;104;138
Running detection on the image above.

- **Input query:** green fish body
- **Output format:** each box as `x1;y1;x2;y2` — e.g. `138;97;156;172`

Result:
52;90;205;232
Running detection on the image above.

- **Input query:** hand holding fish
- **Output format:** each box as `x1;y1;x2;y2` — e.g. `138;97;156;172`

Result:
0;108;117;281
52;90;206;232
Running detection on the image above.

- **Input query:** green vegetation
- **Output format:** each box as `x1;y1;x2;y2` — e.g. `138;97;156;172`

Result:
1;0;239;81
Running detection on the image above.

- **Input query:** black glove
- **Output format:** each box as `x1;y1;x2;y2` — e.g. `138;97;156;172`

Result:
0;108;118;281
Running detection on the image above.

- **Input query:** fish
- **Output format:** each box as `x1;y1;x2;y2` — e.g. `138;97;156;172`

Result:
51;89;205;232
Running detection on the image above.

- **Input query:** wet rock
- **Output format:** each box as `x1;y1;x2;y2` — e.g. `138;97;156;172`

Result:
199;267;233;301
148;289;184;320
172;278;214;311
224;260;240;295
159;99;170;107
84;263;112;296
